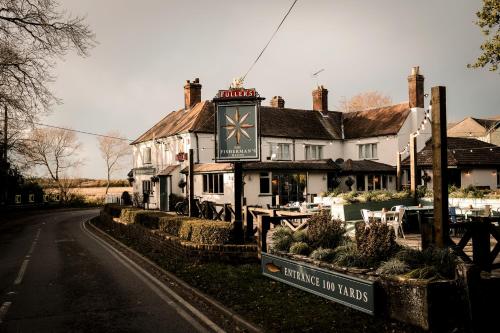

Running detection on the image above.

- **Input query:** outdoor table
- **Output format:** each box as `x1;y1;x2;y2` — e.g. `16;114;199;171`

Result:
370;210;398;223
404;206;434;233
462;208;483;219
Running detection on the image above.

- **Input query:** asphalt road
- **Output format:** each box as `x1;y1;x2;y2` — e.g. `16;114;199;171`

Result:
0;209;210;333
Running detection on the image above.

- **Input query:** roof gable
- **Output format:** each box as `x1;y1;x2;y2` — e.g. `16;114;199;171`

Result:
342;103;411;139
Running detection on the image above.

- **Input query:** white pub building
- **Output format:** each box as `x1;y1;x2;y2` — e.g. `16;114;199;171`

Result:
130;68;430;210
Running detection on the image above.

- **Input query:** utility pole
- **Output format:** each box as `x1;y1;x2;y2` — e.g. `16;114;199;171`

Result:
2;106;7;205
431;86;449;248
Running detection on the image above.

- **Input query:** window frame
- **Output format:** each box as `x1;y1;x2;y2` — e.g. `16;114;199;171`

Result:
358;143;378;159
259;172;271;194
143;147;152;164
202;173;224;194
269;143;291;160
304;144;324;160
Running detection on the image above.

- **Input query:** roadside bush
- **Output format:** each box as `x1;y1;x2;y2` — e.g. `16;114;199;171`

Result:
332;242;367;267
307;212;346;249
355;221;398;264
271;226;294;252
121;191;132;205
190;221;232;245
169;193;184;211
120;209;166;227
158;216;188;236
309;247;336;262
377;258;410;276
289;242;310;255
103;203;127;217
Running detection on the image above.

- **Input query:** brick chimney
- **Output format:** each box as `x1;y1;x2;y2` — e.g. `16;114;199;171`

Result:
184;78;202;109
408;66;424;108
312;86;328;112
270;96;285;108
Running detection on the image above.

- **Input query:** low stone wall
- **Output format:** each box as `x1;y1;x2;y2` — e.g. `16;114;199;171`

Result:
98;211;258;263
273;251;468;331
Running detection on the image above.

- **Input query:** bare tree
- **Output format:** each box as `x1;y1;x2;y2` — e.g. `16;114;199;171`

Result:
0;0;96;139
338;91;392;112
23;127;82;201
97;132;131;195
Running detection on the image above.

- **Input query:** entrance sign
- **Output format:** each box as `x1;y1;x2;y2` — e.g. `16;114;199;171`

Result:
214;88;260;162
262;253;375;315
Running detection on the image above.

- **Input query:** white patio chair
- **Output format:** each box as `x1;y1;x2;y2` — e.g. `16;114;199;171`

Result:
361;209;371;226
388;207;405;239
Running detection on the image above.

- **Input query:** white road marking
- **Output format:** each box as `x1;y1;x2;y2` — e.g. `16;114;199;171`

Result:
81;220;224;333
14;260;29;285
0;301;12;323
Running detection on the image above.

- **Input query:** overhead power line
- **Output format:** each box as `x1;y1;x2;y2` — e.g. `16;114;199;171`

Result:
242;0;299;81
0;116;133;141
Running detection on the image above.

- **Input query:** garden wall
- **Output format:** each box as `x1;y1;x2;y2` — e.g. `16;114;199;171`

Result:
330;198;416;221
420;197;500;211
98;210;258;263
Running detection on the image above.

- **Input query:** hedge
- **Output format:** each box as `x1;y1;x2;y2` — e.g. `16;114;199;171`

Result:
158;216;233;245
103;203;136;218
120;208;167;228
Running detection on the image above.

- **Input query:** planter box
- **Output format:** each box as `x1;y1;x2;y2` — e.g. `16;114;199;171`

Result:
270;251;467;331
330;198;416;221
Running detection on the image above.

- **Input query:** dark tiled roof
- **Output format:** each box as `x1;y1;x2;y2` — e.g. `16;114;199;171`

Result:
243;159;340;171
337;159;395;173
181;163;233;174
472;118;499;131
342;103;411;139
132;100;411;144
402;137;500;167
157;165;180;176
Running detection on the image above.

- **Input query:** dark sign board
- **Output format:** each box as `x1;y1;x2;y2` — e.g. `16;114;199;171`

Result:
214;88;260;162
262;253;375;315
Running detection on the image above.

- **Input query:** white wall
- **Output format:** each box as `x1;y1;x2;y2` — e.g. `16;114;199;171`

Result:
193;173;234;205
461;169;498;189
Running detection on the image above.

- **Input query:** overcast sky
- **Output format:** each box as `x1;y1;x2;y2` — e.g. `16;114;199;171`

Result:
47;0;499;179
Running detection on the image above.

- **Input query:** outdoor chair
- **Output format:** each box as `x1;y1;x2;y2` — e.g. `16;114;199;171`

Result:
387;207;405;239
449;207;465;237
360;209;371;226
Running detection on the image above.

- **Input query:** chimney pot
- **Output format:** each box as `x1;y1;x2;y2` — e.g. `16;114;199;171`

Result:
408;66;424;108
312;86;328;112
184;78;202;109
270;96;285;108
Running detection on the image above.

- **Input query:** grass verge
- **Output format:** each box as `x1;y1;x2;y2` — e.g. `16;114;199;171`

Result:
94;218;424;333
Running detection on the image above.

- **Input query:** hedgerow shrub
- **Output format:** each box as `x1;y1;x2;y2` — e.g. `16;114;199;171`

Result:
271;226;294;252
158;216;189;236
289;242;310;255
190;221;232;245
119;209;166;228
355;221;398;264
120;208;142;224
309;247;336;262
307;212;346;249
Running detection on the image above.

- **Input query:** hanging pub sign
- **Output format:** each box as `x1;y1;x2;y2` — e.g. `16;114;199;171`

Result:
214;88;261;162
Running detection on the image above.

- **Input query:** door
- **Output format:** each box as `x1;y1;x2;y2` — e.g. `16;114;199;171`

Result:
159;176;169;211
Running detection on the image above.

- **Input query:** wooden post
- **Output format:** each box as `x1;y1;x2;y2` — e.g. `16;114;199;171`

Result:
188;148;195;217
257;215;271;259
410;134;418;198
244;205;254;241
431;86;449;248
470;217;492;271
396;152;402;191
233;162;243;243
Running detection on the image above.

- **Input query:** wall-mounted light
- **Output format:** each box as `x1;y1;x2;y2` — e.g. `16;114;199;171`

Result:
465;170;471;176
492;171;497;176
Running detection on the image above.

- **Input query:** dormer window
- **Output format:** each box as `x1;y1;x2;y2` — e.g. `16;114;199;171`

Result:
143;147;152;164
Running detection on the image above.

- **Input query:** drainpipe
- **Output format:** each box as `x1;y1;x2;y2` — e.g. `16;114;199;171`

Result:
194;132;200;163
292;139;296;161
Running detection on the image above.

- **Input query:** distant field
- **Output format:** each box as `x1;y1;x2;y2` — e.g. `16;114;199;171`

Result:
45;186;132;199
72;187;132;198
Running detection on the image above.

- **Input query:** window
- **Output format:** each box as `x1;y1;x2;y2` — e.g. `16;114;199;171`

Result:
203;173;224;194
305;145;323;160
260;172;271;194
358;143;377;159
143;147;152;164
356;175;365;191
269;143;291;160
142;180;152;194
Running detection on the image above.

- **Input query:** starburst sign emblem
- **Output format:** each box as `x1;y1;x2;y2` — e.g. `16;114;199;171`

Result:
222;107;254;145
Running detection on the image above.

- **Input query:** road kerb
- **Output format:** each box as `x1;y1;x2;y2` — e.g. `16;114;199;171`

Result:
86;218;263;333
